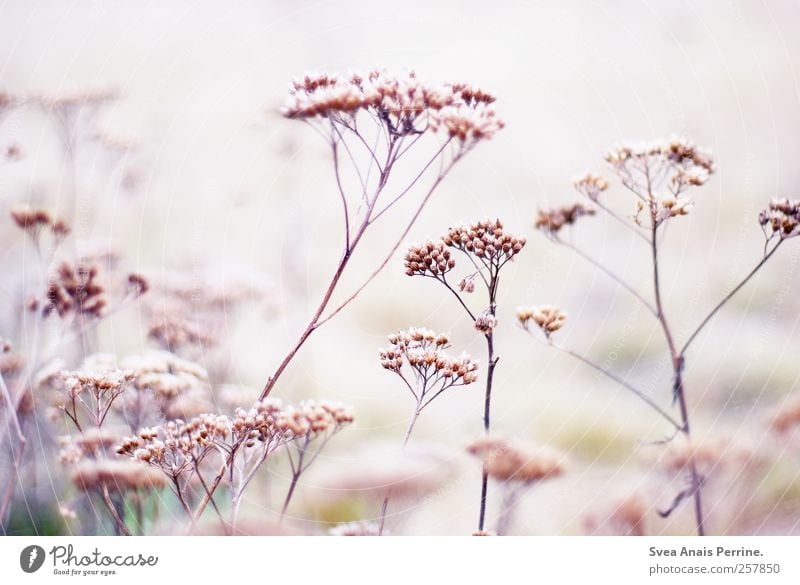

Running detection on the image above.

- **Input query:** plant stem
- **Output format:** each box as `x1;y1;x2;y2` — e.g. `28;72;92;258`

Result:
648;202;705;536
478;328;496;532
680;242;782;356
378;410;420;535
99;485;131;536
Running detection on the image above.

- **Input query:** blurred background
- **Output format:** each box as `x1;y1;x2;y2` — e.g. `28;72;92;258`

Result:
1;0;800;535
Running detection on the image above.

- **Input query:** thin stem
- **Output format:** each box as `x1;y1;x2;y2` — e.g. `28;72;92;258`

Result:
315;157;460;329
594;199;651;243
438;277;476;321
378;410;420;535
99;485;131;536
646;178;705;536
680;242;782;356
555;238;658;316
280;437;309;522
547;340;682;430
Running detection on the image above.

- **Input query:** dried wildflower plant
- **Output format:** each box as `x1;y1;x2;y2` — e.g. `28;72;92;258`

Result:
115;396;353;531
524;137;798;536
401;218;526;532
261;71;503;400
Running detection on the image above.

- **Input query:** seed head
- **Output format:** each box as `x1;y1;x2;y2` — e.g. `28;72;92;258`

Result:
534;203;595;235
517;305;567;337
404;239;456;277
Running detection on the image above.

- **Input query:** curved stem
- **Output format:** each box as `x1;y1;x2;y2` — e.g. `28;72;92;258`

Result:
556;238;658;316
680;242;782;356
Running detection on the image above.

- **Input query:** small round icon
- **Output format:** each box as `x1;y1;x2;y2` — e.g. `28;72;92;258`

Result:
20;545;46;573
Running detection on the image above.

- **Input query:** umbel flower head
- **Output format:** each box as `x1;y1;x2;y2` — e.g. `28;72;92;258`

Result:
534;203;595;235
759;198;800;241
604;137;715;191
467;437;565;484
443;219;526;267
572;172;609;201
10;205;71;242
404;240;456;278
283;70;503;145
517;305;567;338
379;327;479;386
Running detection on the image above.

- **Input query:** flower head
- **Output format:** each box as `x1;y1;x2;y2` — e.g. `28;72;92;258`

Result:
517;305;567;337
759;198;800;240
534;203;595;235
404;240;456;277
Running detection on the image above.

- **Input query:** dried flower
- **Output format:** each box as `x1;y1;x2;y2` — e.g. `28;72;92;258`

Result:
55;357;136;428
572;172;609;201
467;437;565;484
42;262;107;320
517;305;567;337
759;198;800;241
534;203;595;235
458;275;476;293
474;310;497;334
10;205;52;236
404;240;456;278
379;327;478;386
283;70;503;144
605;137;714;190
443;219;526;267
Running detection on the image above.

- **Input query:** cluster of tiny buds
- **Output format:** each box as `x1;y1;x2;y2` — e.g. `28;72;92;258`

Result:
605;138;715;191
41;262;107;319
10;205;70;241
117;414;231;467
444;219;526;265
404;240;455;277
283;70;503;144
467;437;565;484
534;203;595;235
276;400;355;438
474;310;497;334
572;172;609;201
59;367;136;400
759;198;800;240
517;305;567;337
380;327;450;372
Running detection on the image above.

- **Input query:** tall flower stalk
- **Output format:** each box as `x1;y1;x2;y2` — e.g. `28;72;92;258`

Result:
403;219;526;530
525;138;800;536
377;327;479;533
260;72;503;400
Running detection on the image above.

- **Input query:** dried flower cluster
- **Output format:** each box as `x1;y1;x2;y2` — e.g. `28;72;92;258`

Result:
759;198;800;241
403;240;456;277
534;203;595;235
283;71;503;144
10;205;70;241
41;262;107;319
572;172;610;201
443;219;526;268
467;437;564;484
517;305;567;337
604;137;715;191
379;327;479;388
